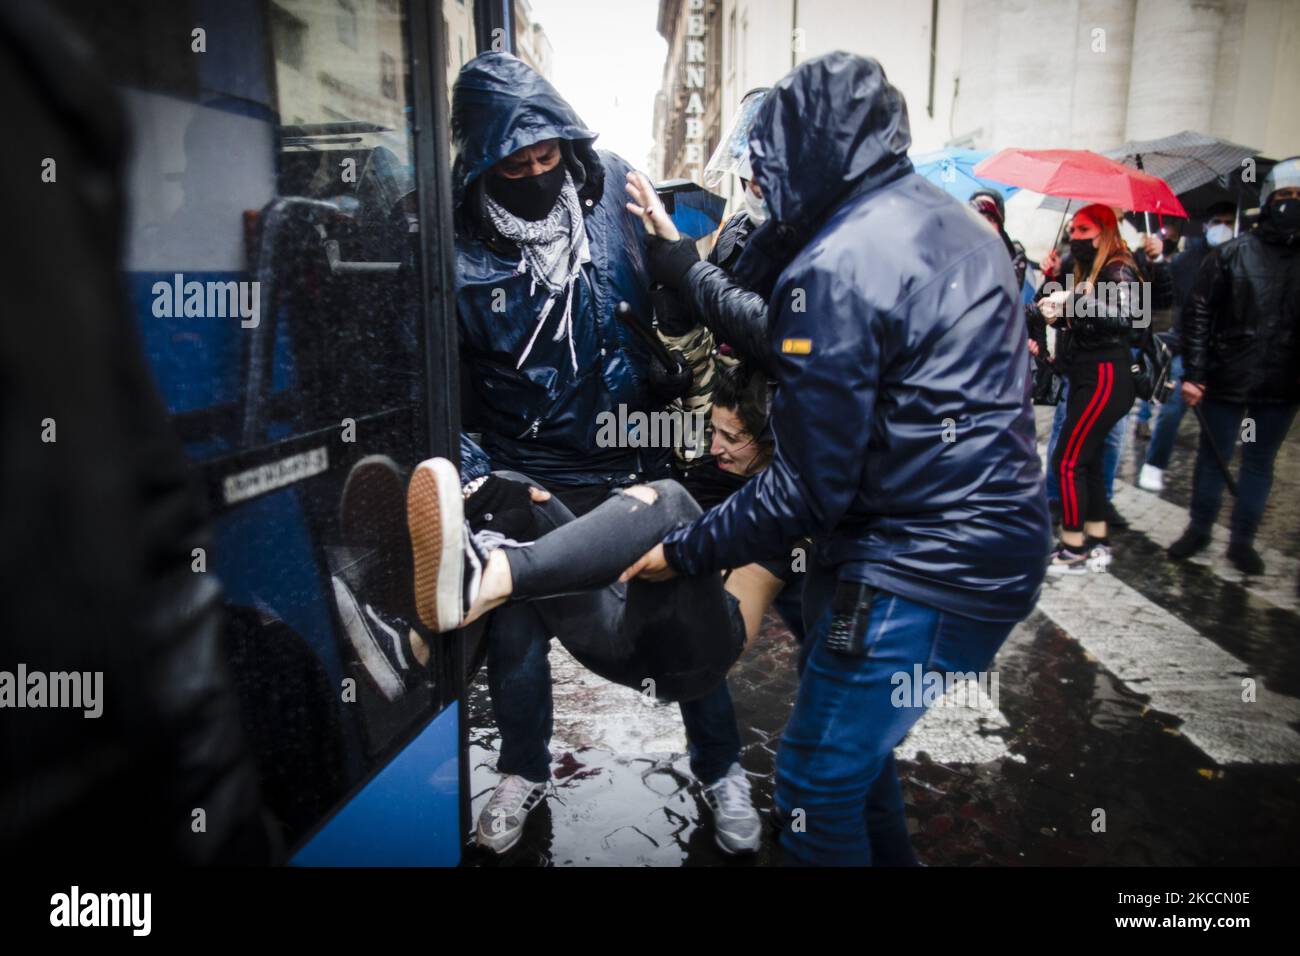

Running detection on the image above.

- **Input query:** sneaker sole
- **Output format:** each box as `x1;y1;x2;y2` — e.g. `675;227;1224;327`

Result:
407;458;464;633
331;576;405;701
713;828;761;856
475;823;525;856
339;454;405;551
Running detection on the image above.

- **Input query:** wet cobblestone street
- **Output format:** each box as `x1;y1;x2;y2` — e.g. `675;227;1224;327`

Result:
467;406;1300;866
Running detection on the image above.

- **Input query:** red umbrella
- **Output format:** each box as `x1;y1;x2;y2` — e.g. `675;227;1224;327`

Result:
973;148;1188;217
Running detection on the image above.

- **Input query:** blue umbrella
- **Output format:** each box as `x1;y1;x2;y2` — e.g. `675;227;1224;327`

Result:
656;179;728;240
911;147;1019;202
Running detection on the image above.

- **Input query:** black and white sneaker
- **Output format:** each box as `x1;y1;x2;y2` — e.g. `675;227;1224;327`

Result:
331;575;418;701
408;458;483;633
1047;542;1089;575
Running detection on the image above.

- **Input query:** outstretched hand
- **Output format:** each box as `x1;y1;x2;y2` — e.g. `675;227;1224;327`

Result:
619;542;677;583
624;171;681;241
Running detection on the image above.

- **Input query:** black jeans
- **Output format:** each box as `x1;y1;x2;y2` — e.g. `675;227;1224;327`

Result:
1050;350;1135;533
506;479;745;702
486;475;744;784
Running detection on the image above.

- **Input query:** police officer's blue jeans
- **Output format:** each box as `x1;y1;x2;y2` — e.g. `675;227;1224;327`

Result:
1045;380;1128;503
774;564;1015;866
486;474;741;786
1144;355;1186;470
1187;398;1298;546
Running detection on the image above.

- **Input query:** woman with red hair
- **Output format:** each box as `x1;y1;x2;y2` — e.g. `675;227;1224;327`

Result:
1034;204;1140;574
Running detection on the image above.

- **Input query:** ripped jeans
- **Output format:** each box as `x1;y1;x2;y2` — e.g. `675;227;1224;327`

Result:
486;476;745;784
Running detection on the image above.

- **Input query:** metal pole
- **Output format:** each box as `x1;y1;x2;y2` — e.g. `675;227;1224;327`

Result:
1136;153;1153;235
1192;403;1238;497
474;0;514;55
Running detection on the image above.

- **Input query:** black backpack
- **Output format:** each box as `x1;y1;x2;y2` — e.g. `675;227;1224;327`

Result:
1130;327;1175;403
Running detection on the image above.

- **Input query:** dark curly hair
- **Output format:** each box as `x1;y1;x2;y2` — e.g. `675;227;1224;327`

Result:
711;361;774;469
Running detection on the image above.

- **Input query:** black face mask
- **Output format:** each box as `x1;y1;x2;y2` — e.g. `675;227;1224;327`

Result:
486;162;567;221
1265;197;1300;233
1069;237;1098;268
1162;237;1179;255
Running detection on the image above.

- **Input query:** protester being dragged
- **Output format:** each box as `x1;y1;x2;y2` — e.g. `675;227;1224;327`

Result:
409;363;786;855
1167;159;1300;574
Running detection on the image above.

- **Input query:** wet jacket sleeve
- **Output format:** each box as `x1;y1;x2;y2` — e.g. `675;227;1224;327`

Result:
662;269;878;575
460;432;492;485
1148;257;1174;313
679;259;774;372
1182;249;1227;386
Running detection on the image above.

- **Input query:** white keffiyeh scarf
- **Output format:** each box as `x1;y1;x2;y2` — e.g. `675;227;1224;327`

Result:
486;169;591;372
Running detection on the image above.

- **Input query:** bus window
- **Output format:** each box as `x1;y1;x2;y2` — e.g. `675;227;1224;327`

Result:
58;0;460;856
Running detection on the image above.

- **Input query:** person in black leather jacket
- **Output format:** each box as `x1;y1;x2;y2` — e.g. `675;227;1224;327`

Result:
1167;158;1300;574
645;211;772;372
1033;203;1141;573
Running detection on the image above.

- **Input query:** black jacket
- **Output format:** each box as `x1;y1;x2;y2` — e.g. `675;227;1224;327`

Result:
1165;236;1215;350
680;217;772;369
663;53;1048;623
1032;257;1150;362
649;211;774;371
1183;227;1300;404
0;3;270;863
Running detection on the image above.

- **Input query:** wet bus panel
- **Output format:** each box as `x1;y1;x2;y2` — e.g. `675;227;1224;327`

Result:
59;0;467;863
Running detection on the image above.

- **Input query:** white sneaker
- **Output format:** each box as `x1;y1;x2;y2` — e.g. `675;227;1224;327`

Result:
1086;542;1113;572
701;762;761;855
1137;463;1164;493
476;774;547;855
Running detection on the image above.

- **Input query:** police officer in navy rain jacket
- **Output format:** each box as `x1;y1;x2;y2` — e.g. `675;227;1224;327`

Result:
628;53;1050;866
448;53;758;856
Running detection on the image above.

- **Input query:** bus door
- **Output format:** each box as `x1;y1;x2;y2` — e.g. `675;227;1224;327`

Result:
60;0;468;864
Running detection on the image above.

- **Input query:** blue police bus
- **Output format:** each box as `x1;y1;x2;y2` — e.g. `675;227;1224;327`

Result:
53;0;519;865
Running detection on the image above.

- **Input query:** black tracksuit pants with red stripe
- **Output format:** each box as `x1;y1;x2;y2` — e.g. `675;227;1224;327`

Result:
1051;348;1135;533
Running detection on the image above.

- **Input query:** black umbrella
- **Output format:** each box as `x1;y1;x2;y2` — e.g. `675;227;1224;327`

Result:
1041;130;1262;219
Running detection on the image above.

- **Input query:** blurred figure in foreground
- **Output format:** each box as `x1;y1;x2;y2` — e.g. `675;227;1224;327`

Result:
0;2;270;863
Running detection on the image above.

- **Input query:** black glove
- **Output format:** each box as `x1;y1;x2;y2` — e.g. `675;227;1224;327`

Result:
647;234;701;288
463;474;541;540
648;347;692;403
651;284;696;336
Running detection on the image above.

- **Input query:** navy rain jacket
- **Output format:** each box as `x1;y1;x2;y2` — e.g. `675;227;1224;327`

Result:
664;53;1049;622
451;53;666;488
